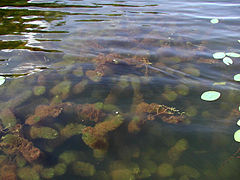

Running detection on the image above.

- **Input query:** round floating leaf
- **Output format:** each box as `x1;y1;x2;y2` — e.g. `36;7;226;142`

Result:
201;91;221;101
223;57;233;65
237;119;240;127
234;74;240;81
0;76;5;86
213;52;225;59
210;18;219;24
238;40;240;43
226;52;240;58
234;129;240;142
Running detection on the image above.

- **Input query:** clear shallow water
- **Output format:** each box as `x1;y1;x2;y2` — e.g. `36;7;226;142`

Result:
0;0;240;179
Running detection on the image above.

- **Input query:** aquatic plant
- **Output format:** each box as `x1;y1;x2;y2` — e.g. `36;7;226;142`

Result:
168;138;188;163
0;124;41;162
72;79;88;94
60;123;85;138
75;103;106;122
59;150;81;165
82;114;124;157
0;76;5;86
40;168;55;179
33;86;46;96
0;163;17;180
0;108;17;128
111;169;135;180
72;161;96;177
128;102;186;133
157;163;174;178
210;18;219;24
50;80;71;100
17;167;40;180
25;104;63;125
200;91;221;101
212;52;225;59
175;165;200;179
54;163;67;176
29;126;58;139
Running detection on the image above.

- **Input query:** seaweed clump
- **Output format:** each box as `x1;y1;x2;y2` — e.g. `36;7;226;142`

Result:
25;104;63;125
0;124;40;163
128;102;186;133
82;114;124;157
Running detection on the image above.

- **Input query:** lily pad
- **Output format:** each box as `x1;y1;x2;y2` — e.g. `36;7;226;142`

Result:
234;129;240;142
234;74;240;81
223;57;233;65
210;18;219;24
213;52;225;59
201;91;221;101
0;76;5;86
226;52;240;58
238;40;240;43
237;119;240;127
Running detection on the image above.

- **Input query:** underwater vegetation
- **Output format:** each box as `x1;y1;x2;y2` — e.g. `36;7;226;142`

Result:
0;46;239;179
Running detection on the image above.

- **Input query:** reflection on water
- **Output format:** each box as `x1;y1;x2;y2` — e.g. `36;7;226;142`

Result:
0;0;240;179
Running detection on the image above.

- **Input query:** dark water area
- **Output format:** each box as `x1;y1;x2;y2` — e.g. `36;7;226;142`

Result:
0;0;240;179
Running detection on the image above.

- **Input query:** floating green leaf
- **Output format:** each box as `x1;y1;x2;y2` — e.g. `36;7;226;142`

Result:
234;129;240;142
238;40;240;43
234;74;240;81
226;52;240;58
0;76;5;86
223;57;233;65
237;119;240;127
201;91;221;101
212;52;225;59
210;18;219;24
213;82;226;86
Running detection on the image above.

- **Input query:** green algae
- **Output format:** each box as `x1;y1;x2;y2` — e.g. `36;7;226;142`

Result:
0;108;17;128
54;163;67;176
72;161;96;177
50;80;71;99
40;168;55;179
17;167;40;180
30;126;58;139
16;155;26;168
157;163;174;178
60;123;85;138
175;165;200;179
59;151;81;165
33;85;46;96
73;66;84;77
111;169;135;180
